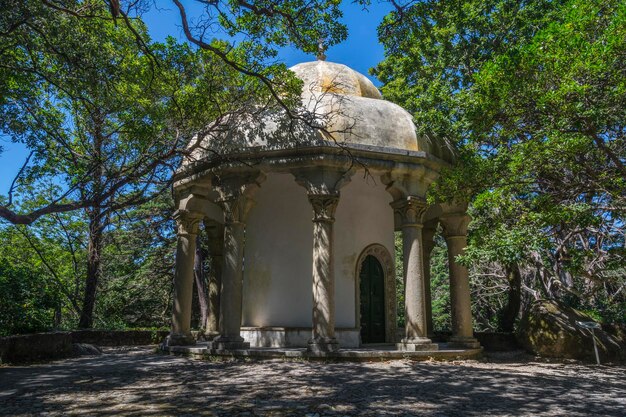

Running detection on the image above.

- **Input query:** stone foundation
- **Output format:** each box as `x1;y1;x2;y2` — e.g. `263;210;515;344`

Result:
164;342;483;361
241;327;360;348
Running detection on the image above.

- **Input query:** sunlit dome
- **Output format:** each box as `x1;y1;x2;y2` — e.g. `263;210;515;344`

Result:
290;60;383;99
185;59;454;165
289;60;454;162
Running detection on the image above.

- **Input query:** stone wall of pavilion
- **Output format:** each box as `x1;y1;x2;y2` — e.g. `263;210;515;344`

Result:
242;171;394;332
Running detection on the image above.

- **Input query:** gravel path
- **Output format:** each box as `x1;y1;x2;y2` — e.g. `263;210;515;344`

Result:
0;347;624;416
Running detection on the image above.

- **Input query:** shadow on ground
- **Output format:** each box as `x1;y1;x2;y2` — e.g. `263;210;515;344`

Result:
0;347;624;416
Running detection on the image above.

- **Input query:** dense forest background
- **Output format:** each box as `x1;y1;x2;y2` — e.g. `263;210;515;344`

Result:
1;0;624;337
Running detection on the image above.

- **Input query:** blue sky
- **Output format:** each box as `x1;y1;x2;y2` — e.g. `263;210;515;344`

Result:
0;1;392;194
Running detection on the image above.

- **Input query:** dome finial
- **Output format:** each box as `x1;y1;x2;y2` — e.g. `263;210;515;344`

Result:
317;38;327;61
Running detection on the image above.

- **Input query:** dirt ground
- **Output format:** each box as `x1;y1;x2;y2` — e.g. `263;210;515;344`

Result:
0;347;624;416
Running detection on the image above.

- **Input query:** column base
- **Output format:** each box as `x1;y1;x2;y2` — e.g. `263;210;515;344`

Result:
448;336;481;349
211;335;250;350
165;333;196;347
204;330;220;341
397;337;438;352
307;337;339;353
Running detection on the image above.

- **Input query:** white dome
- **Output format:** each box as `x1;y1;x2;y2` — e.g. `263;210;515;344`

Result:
288;60;454;161
186;60;454;165
290;61;383;100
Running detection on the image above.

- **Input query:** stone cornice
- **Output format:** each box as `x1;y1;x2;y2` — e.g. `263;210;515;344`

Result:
173;143;447;191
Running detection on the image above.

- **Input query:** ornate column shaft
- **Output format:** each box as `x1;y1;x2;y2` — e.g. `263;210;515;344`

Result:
308;193;340;353
213;194;254;350
205;223;224;340
422;226;437;338
294;167;352;353
212;173;263;350
441;213;480;349
392;197;437;351
168;209;203;346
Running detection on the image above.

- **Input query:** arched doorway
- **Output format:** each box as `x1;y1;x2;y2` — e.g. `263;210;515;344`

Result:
359;255;386;343
356;244;396;344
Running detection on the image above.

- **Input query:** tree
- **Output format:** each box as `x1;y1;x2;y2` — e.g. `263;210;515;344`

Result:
1;0;353;329
464;0;625;322
0;2;252;327
2;3;194;327
376;0;626;327
374;0;566;146
0;0;350;225
0;187;179;333
96;194;176;329
0;207;86;335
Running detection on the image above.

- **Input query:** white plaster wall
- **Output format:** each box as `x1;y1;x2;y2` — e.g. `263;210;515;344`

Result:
334;172;395;328
243;173;313;327
242;170;394;331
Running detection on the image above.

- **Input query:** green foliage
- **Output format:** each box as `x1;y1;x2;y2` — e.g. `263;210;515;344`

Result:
374;0;565;146
0;216;83;335
95;194;176;329
0;258;58;336
394;232;405;328
0;0;355;335
378;0;626;327
0;193;176;334
429;239;451;331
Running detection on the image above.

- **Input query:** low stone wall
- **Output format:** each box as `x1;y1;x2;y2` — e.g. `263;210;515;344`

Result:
0;332;73;364
0;329;169;364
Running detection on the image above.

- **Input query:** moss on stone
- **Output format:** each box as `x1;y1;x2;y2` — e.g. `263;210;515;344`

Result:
517;300;625;362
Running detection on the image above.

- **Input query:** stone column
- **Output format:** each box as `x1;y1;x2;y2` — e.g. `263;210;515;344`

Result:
422;225;437;338
294;168;352;353
308;193;340;353
204;222;224;340
168;209;203;346
212;174;263;350
391;197;437;351
441;213;480;349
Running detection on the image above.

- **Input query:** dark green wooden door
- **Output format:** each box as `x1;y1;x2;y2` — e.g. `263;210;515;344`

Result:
359;255;386;343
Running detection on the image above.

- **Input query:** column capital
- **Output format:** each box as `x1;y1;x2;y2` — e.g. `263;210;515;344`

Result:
213;172;265;224
390;196;428;227
380;168;438;200
218;194;256;225
173;209;203;236
440;213;471;238
308;193;340;223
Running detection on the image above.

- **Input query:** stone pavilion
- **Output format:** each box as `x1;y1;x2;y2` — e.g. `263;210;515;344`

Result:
166;58;480;354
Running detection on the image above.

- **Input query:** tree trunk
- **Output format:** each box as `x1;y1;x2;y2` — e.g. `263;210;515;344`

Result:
78;117;105;329
54;304;62;329
194;234;209;330
78;207;104;328
499;264;522;332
